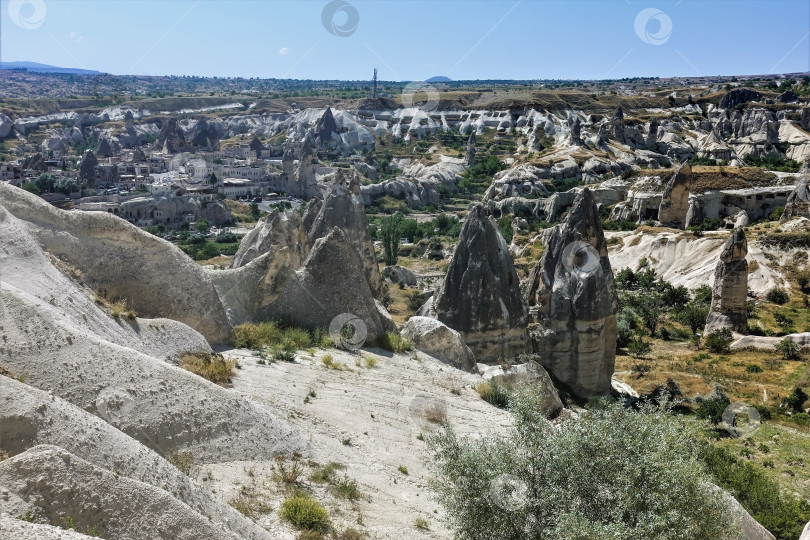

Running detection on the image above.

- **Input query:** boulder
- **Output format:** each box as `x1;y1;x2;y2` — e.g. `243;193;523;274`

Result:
420;203;528;362
401;316;476;371
658;162;692;228
478;359;563;418
308;170;383;299
705;228;748;335
382;265;417;287
525;188;618;398
780;176;810;222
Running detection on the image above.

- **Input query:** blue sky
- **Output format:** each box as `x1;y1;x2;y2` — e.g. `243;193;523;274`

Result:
1;0;808;80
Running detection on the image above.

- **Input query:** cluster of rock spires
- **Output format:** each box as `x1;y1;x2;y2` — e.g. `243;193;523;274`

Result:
222;169;390;342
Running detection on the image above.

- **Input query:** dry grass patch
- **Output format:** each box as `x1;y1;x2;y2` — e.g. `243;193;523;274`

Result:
179;352;237;385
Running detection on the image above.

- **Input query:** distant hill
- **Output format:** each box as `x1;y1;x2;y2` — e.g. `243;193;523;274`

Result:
426;76;452;83
0;62;101;75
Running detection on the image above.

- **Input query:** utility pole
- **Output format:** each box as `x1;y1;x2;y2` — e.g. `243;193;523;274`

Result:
372;68;378;98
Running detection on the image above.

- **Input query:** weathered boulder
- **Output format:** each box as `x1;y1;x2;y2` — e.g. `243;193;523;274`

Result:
478;359;563;418
401;316;476;371
308;170;383;299
780;176;810;222
525;188;618;398
719;88;763;109
705;228;748;334
230;209;310;269
420;203;528;362
382;265;417;287
658;162;692;228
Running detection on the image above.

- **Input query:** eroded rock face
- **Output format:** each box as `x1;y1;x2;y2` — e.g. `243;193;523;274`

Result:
720;88;763;109
230;209;310;269
156;117;187;154
611;107;626;145
401;316;476;371
646;117;659;148
781;176;810;222
421;203;528;362
308;170;383;299
705;228;748;335
314;107;338;145
463;132;476;167
658;162;692;228
569;117;583;146
96;138;113;158
190;116;223;151
79;150;98;184
294;134;321;199
525;188;618;398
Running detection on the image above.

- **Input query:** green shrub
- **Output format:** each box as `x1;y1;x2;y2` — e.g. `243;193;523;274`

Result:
628;336;652;358
280;494;330;533
379;332;412;353
705;329;733;353
745;364;763;373
767;288;789;305
428;390;737;540
179;352;237;385
475;381;511;409
774;338;801;360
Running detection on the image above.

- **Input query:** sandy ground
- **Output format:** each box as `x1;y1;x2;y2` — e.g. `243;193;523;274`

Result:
202;347;511;539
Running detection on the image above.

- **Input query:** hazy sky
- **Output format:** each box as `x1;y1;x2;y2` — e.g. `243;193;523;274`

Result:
1;0;808;80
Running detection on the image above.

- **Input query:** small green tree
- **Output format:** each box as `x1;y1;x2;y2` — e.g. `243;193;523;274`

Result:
249;202;261;221
196;219;210;233
628;336;652;358
705;328;733;354
774;338;801;361
427;388;736;540
380;213;404;267
677;301;710;335
21;182;41;195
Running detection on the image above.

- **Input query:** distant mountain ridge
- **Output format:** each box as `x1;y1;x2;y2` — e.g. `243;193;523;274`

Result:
0;61;101;75
426;76;452;83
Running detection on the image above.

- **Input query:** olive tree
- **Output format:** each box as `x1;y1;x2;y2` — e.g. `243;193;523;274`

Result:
427;388;738;540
